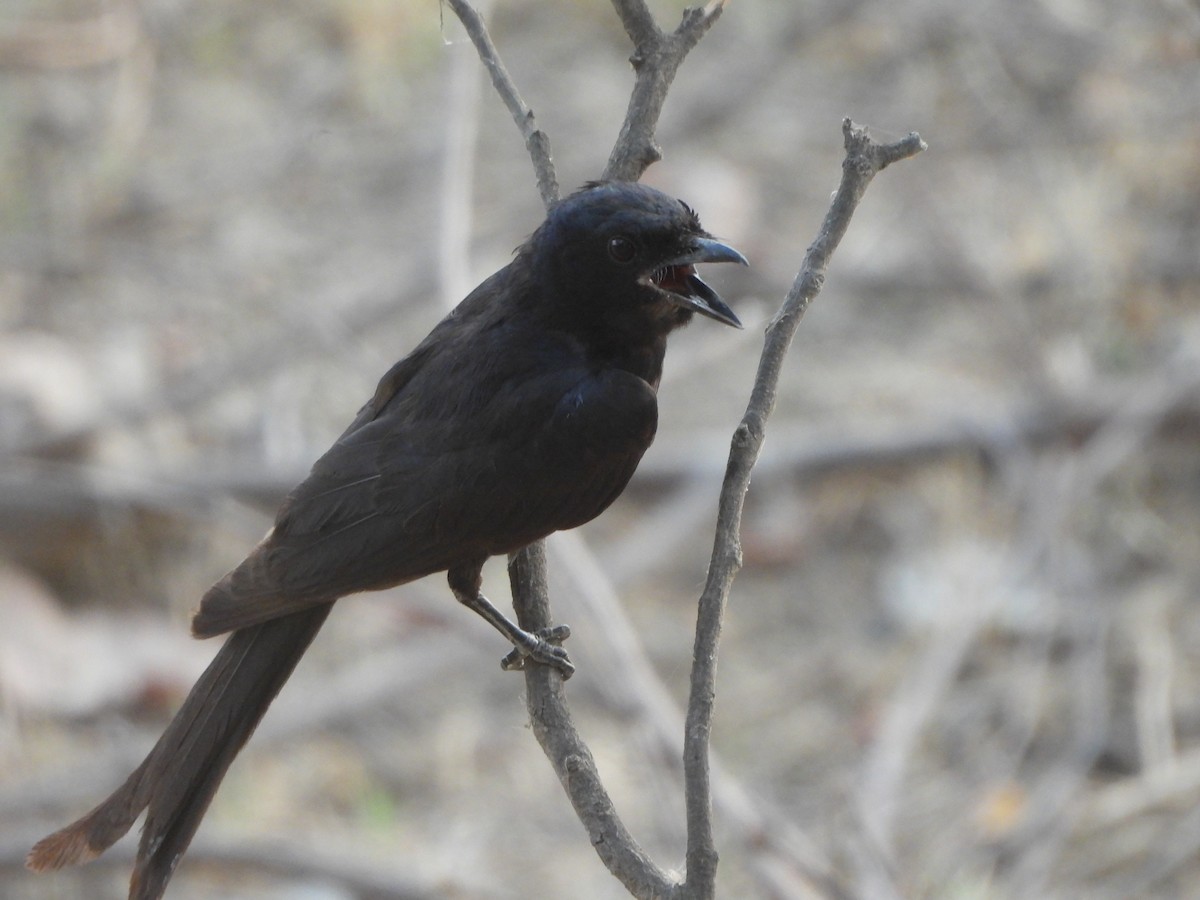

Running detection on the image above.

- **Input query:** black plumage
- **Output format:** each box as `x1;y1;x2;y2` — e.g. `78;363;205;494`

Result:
27;181;746;900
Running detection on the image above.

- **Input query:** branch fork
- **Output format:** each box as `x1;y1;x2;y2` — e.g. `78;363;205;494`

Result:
446;2;926;897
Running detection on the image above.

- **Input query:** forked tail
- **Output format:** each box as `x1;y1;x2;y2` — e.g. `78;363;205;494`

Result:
27;604;333;900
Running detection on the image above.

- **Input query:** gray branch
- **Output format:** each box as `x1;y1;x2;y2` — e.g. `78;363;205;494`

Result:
443;0;559;208
603;0;727;182
507;545;679;899
445;1;926;895
682;120;926;896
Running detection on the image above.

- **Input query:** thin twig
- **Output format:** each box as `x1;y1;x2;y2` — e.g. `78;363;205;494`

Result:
493;0;737;893
507;545;678;900
438;23;486;307
421;4;929;897
681;120;926;897
546;532;841;897
441;10;670;893
443;0;558;207
603;0;727;182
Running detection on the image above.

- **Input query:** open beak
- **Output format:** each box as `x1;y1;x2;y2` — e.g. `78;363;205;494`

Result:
648;237;748;329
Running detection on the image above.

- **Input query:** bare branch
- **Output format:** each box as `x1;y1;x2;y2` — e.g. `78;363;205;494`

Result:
440;3;925;896
546;532;844;897
609;0;661;47
681;120;926;897
441;8;677;890
603;0;727;182
438;26;485;307
507;545;678;900
443;0;559;207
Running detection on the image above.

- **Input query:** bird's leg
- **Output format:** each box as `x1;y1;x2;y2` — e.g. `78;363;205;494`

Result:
448;564;575;679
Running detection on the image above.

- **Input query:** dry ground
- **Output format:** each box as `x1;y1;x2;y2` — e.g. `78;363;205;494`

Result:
1;0;1199;897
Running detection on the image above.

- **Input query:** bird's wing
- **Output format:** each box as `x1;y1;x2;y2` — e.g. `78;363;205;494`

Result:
192;361;656;637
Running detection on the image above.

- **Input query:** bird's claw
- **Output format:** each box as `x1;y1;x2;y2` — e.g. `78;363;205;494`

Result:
501;624;574;679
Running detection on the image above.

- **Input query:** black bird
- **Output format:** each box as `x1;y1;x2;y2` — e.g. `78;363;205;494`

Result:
27;181;746;900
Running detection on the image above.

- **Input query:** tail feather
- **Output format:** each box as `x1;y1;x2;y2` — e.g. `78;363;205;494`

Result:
26;754;156;870
28;603;333;900
192;550;328;639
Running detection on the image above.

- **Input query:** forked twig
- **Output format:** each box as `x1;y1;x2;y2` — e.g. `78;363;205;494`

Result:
443;0;559;207
446;0;926;895
683;120;926;893
604;0;728;182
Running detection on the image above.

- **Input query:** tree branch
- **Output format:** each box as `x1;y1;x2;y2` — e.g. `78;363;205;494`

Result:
443;0;559;207
441;3;675;894
603;0;727;182
444;2;926;896
609;0;660;48
507;546;678;899
681;119;926;896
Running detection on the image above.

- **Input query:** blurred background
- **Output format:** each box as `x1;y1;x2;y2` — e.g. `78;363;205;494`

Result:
2;0;1199;897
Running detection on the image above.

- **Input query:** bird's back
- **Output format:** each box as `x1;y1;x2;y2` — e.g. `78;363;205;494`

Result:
194;261;662;636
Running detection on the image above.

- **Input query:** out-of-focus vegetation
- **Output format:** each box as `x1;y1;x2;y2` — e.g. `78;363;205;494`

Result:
2;0;1198;897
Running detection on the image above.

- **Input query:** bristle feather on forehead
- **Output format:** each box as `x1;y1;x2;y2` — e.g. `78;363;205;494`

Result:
541;182;708;243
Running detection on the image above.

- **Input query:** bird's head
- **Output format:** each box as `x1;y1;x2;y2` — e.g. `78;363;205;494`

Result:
528;182;747;339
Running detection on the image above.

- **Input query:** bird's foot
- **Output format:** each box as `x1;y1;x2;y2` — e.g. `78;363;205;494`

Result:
501;624;574;679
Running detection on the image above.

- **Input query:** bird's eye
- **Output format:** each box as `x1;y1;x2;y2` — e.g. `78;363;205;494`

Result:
607;235;636;264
